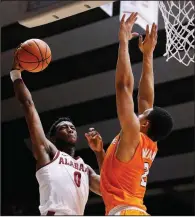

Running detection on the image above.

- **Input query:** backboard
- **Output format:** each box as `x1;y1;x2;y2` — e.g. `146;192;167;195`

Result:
120;1;159;30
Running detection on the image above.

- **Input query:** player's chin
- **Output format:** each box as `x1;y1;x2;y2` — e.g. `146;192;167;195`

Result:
67;136;77;145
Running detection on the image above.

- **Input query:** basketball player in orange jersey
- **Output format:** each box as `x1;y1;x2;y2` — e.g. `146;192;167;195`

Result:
88;12;174;215
10;55;103;215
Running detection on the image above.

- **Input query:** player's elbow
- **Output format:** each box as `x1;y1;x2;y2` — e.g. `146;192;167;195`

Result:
90;185;101;196
89;175;101;196
97;188;102;196
116;81;133;93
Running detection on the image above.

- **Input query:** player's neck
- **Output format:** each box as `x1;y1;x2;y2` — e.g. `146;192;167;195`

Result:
63;146;75;157
56;140;75;157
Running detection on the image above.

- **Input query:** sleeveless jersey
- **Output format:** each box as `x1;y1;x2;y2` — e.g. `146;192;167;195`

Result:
36;151;89;215
100;133;158;215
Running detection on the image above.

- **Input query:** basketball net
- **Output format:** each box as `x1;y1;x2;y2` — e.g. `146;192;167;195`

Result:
120;1;195;66
158;1;194;66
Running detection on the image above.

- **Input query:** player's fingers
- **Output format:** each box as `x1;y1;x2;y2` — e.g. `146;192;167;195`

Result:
132;17;138;25
138;35;143;47
155;33;158;41
85;133;91;142
15;43;22;54
126;12;135;23
155;24;158;38
121;14;126;23
145;24;149;37
91;131;98;137
92;132;102;139
88;127;95;132
92;134;102;142
14;48;19;56
87;130;98;139
131;12;138;20
91;134;98;139
151;23;156;37
96;134;102;141
85;133;90;138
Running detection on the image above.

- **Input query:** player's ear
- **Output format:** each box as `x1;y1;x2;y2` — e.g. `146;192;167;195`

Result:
142;120;150;128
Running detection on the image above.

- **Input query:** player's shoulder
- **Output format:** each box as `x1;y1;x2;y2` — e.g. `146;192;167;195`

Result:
140;133;157;149
75;156;87;165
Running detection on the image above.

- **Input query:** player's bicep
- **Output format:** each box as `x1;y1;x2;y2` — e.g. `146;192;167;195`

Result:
88;165;101;196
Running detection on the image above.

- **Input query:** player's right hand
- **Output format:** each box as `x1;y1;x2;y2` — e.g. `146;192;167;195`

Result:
85;128;103;152
119;12;139;42
12;46;23;71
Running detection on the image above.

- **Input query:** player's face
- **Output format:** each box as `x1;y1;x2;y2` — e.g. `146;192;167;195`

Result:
55;121;77;145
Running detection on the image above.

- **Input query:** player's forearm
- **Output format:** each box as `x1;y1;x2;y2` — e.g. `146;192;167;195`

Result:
116;40;134;93
138;54;154;103
95;149;106;172
11;70;33;105
90;175;101;196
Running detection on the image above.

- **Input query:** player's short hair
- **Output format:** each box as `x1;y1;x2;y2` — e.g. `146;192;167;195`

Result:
146;107;173;142
48;117;74;138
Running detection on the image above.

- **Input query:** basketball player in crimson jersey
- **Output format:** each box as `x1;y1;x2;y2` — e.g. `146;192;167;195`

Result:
88;13;173;215
10;56;103;215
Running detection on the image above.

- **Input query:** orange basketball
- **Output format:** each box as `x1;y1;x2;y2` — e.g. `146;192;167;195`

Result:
16;39;52;73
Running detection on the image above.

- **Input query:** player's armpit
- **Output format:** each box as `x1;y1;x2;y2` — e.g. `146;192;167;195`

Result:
88;165;101;196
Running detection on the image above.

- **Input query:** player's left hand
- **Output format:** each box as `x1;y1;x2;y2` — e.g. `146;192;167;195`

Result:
138;23;158;55
85;128;103;152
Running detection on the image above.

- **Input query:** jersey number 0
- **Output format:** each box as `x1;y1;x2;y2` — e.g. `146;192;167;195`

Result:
74;171;81;187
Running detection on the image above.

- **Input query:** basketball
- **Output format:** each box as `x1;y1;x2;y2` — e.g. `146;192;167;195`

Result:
16;39;52;73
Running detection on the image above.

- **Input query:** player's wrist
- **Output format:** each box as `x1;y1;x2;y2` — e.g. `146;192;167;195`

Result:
94;149;105;155
10;69;22;82
143;52;153;59
119;39;129;45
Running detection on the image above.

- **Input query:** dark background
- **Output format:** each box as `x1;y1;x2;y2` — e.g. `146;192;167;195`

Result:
1;1;194;215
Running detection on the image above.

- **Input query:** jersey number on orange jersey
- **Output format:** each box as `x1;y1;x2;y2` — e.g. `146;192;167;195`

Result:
74;171;81;187
140;162;149;187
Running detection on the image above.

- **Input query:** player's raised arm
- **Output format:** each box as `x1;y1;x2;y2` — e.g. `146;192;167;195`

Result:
115;13;140;162
10;52;56;163
85;128;105;172
138;23;157;114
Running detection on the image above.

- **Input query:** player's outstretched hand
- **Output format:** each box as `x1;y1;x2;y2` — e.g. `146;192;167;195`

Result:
12;46;23;71
85;128;103;152
138;23;158;55
119;12;139;42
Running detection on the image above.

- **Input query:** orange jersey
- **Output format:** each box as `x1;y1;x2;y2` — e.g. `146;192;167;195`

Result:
100;132;158;215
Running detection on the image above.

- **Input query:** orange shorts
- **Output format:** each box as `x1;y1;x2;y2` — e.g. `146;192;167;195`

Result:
119;209;149;215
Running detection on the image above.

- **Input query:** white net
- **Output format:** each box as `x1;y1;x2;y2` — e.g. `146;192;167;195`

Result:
158;1;195;66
